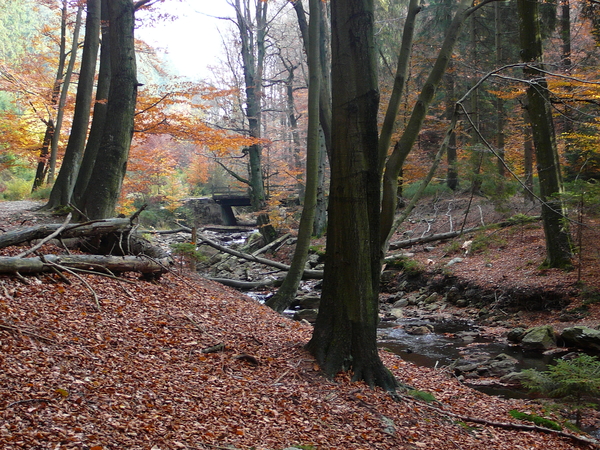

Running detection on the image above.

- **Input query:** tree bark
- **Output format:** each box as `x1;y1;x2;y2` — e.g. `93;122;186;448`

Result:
517;0;572;267
75;0;137;220
0;218;133;249
48;4;83;185
72;0;111;209
0;254;170;276
47;0;101;209
266;0;321;313
305;0;397;391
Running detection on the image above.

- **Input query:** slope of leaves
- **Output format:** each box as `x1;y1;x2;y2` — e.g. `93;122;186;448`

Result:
0;204;595;450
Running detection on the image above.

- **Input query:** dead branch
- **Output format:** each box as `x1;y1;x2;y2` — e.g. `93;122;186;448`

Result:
388;216;541;250
0;323;54;342
252;232;290;256
207;277;283;290
17;213;72;257
399;394;599;448
197;233;323;279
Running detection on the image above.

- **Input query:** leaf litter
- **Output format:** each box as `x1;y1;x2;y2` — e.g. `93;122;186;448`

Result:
0;201;598;449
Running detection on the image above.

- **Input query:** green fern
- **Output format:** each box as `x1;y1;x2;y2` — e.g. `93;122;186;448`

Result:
520;354;600;427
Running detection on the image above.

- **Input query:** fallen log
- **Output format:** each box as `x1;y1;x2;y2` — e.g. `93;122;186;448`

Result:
388;216;541;250
0;218;132;249
207;277;284;289
197;233;323;279
0;254;172;276
252;233;291;257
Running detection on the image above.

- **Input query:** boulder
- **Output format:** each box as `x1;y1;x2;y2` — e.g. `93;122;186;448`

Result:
500;370;535;388
561;326;600;350
293;309;318;324
424;292;441;304
392;298;409;308
389;308;404;319
484;353;520;377
506;327;526;343
454;353;519;379
405;324;433;335
297;295;321;310
521;325;556;350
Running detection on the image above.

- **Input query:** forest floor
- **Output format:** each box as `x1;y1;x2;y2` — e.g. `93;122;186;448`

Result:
1;197;600;450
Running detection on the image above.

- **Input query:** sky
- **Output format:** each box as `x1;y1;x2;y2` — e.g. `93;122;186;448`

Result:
136;1;235;81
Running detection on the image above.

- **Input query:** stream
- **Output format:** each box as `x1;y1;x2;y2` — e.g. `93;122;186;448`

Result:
193;230;557;399
376;317;554;398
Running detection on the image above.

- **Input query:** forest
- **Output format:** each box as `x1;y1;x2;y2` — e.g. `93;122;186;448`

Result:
1;0;600;448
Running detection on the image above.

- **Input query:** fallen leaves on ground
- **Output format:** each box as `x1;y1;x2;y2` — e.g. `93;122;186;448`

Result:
0;263;595;450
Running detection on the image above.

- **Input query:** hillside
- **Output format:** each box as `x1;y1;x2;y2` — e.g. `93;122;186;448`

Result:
0;200;598;449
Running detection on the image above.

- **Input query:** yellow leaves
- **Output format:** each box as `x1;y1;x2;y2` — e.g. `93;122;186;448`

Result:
55;388;69;398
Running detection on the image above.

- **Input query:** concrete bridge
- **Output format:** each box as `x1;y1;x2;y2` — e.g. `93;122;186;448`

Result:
211;188;252;226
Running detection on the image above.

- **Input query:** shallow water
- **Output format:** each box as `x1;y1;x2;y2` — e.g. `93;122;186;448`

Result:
377;318;558;398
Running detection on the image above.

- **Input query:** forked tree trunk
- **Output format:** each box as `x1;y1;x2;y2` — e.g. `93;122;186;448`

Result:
75;0;137;220
47;0;101;209
305;0;397;391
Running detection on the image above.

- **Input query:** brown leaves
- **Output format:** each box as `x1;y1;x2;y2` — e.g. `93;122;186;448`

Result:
0;233;595;449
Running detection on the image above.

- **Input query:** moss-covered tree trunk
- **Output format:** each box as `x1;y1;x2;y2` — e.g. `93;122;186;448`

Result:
75;0;137;220
47;0;101;209
305;0;397;391
517;0;572;267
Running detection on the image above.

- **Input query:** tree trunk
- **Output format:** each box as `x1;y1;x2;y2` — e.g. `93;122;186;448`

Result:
32;122;54;191
313;127;328;237
32;0;68;191
444;61;459;190
233;0;275;243
72;0;111;209
377;0;421;173
266;0;321;314
522;106;535;201
495;2;506;177
75;0;137;220
0;218;133;249
47;0;101;209
48;4;83;185
379;0;479;253
306;0;397;391
517;0;572;267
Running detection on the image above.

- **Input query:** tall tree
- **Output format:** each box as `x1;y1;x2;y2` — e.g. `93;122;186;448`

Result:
305;0;398;391
517;0;572;267
72;0;111;207
231;0;276;242
74;0;138;219
47;3;83;185
266;0;321;313
32;0;69;191
46;0;101;209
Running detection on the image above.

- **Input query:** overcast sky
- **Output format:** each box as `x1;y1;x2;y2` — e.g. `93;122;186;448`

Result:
136;0;234;81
